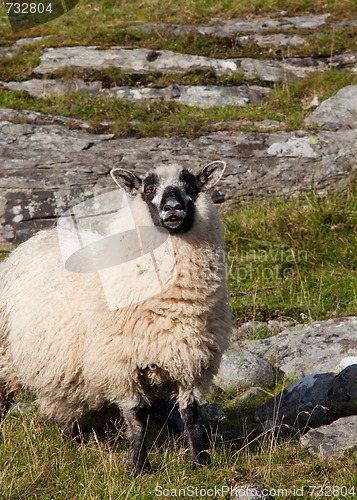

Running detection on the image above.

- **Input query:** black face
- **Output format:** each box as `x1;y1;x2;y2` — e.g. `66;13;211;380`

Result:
141;169;200;234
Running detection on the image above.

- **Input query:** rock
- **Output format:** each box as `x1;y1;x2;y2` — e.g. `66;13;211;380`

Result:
256;373;335;433
304;85;357;130
33;46;243;77
300;415;357;459
327;365;357;420
231;483;273;500
15;35;52;46
107;84;271;107
201;402;226;421
1;78;103;97
1;117;357;249
237;33;306;48
0;107;91;129
214;349;278;391
244;317;357;379
33;47;357;83
0;46;22;60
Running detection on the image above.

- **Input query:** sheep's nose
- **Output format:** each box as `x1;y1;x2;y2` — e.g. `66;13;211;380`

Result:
163;200;183;212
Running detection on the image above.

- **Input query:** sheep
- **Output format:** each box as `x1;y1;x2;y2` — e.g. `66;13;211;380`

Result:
0;161;232;475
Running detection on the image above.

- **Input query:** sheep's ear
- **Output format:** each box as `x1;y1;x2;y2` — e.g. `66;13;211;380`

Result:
197;161;226;191
110;168;142;195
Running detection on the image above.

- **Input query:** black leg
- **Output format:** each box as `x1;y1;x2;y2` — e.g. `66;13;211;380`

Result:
0;388;12;432
122;404;152;475
180;401;211;465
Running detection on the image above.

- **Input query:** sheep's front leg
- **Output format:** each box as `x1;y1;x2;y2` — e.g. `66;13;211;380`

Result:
180;400;211;466
122;403;152;475
0;386;12;432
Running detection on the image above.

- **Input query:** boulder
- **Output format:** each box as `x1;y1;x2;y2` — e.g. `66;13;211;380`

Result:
300;415;357;459
304;85;357;130
214;349;278;392
256;373;335;433
327;364;357;420
244;317;357;378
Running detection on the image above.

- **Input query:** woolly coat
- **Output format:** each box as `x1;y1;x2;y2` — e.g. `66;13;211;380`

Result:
0;187;231;430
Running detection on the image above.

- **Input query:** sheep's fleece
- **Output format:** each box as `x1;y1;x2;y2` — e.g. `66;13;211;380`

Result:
0;162;232;473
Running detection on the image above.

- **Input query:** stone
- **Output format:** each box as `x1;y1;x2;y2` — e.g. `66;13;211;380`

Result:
0;46;22;60
256;373;335;433
231;483;274;500
15;35;52;46
0;107;91;129
33;46;242;77
107;84;271;107
1;116;357;249
300;415;357;459
327;365;357;420
304;85;357;130
237;33;306;48
201;401;226;421
214;349;278;391
1;78;103;97
33;47;357;83
244;317;357;379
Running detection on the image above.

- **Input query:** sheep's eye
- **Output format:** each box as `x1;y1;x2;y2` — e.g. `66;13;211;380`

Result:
144;187;152;196
187;184;198;195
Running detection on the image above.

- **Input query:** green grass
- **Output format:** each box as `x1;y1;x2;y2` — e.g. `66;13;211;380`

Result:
1;393;357;499
225;178;357;325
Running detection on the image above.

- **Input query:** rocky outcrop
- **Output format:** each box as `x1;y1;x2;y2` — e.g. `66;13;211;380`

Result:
243;317;357;379
33;47;357;83
0;79;272;107
1;114;356;249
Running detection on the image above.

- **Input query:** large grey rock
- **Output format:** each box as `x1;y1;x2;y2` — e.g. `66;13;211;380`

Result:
256;373;335;433
34;47;242;77
0;107;91;129
214;349;278;391
244;317;357;379
1;116;357;249
304;85;357;130
300;415;357;459
327;364;357;420
33;47;357;83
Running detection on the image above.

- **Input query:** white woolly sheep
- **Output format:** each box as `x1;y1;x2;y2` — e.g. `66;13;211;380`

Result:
0;161;232;474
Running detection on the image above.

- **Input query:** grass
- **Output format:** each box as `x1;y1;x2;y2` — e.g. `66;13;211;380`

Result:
225;178;357;325
1;391;357;499
1;68;357;137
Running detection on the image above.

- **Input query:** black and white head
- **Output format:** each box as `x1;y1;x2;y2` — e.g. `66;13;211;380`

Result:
110;162;226;234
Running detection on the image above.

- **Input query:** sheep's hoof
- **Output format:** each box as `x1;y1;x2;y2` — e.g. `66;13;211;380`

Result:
193;450;211;466
133;461;153;476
